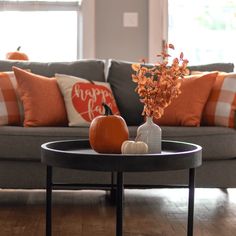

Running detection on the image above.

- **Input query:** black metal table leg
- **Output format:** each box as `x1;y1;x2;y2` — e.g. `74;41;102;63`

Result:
46;165;52;236
187;168;195;236
110;172;116;204
116;172;124;236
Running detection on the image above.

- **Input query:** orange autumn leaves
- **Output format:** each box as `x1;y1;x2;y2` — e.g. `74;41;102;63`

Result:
132;44;189;119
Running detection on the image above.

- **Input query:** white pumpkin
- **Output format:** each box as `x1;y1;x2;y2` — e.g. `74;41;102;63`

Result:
121;140;148;154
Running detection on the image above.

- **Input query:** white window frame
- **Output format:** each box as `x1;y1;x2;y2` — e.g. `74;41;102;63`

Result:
0;1;81;11
149;0;168;63
80;0;95;59
0;0;82;59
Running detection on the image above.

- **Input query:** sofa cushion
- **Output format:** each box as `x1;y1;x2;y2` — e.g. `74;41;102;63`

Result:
13;67;68;127
0;71;23;125
0;59;106;82
161;126;236;161
0;126;235;162
107;60;144;126
155;72;217;126
107;60;234;126
55;73;119;126
202;72;236;128
0;126;93;162
188;63;234;73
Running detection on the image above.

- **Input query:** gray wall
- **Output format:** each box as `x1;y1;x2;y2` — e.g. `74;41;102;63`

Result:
95;0;148;62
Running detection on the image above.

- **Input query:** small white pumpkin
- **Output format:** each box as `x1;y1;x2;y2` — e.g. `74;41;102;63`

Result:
121;140;148;154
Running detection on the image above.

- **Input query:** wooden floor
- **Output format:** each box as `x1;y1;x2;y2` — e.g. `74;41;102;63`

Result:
0;188;236;236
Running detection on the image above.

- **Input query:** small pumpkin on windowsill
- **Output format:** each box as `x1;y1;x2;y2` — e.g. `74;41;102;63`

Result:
89;103;129;154
6;46;29;61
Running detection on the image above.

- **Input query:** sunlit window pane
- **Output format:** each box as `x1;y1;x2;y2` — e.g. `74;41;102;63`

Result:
2;0;80;2
168;0;236;67
0;11;77;61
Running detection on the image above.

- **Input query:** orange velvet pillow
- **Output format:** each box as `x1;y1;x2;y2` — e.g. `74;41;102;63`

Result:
155;72;218;126
13;67;68;127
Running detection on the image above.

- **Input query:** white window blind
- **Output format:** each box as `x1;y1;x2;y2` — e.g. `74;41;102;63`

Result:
0;0;81;61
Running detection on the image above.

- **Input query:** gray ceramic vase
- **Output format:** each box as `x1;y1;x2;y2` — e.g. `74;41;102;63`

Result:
136;116;162;154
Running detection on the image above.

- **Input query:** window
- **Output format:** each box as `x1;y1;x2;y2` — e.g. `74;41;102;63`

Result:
0;1;81;61
168;0;236;67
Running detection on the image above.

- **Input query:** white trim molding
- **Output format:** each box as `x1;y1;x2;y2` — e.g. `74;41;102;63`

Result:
148;0;168;63
80;0;95;59
0;1;81;11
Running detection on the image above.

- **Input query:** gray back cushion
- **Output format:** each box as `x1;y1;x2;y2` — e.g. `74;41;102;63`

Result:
188;63;234;73
107;60;144;126
0;59;106;82
107;60;235;126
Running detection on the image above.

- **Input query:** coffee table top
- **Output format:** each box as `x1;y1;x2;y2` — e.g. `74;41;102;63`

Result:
41;140;202;172
41;139;202;172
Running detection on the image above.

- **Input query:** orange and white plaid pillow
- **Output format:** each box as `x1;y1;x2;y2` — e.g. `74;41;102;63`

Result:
202;72;236;128
0;71;23;125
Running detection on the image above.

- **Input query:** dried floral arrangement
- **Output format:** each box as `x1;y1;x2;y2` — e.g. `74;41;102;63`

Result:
132;43;189;119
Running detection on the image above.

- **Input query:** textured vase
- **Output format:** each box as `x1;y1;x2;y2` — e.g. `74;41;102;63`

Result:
136;116;162;154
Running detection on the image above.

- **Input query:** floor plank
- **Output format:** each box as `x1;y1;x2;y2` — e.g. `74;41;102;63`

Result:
0;188;236;236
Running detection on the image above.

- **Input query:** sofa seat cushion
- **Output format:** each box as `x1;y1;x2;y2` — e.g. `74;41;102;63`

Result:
0;126;91;161
134;126;236;161
161;126;236;161
0;126;235;162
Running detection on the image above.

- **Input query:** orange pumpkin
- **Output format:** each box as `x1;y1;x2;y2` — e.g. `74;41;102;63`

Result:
89;103;129;154
6;46;29;61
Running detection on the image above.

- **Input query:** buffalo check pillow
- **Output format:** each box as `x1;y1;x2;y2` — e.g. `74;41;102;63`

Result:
0;71;23;125
202;72;236;128
55;73;120;127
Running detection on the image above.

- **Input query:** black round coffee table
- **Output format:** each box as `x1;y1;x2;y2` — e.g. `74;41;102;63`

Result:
41;139;202;236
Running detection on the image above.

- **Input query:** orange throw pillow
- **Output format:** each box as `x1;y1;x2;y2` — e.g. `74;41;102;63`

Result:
13;67;68;127
155;72;218;126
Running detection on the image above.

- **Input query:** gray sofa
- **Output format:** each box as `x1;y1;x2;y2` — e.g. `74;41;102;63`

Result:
0;59;235;189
